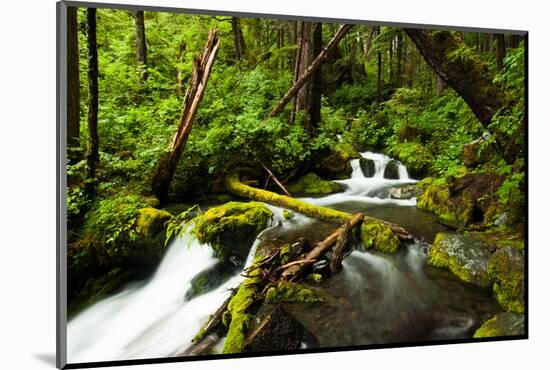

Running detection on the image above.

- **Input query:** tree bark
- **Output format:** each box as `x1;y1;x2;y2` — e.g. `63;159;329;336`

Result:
308;22;323;131
268;24;353;119
290;22;313;124
231;17;246;61
134;10;147;82
495;33;506;70
152;29;221;201
85;8;99;196
67;7;80;154
396;31;403;86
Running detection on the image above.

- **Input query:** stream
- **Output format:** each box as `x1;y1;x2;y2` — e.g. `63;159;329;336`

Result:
67;152;499;363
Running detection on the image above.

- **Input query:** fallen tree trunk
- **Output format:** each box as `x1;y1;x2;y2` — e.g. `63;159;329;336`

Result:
226;173;414;253
282;213;363;280
152;29;221;201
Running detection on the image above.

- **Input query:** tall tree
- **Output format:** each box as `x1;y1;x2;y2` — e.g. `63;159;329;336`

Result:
152;30;221;202
290;22;313;124
67;7;80;154
405;29;517;163
375;27;382;102
268;24;353;119
134;10;147;82
396;31;403;86
231;17;246;61
85;8;99;195
495;33;506;70
308;22;323;130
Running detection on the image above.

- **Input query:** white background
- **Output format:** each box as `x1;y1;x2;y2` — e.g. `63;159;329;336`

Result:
0;0;547;369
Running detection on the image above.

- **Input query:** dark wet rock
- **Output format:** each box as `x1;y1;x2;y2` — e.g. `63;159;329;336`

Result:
488;246;525;313
473;312;525;338
463;133;494;168
185;262;239;301
428;232;493;287
383;160;400;180
245;305;308;352
359;157;376;177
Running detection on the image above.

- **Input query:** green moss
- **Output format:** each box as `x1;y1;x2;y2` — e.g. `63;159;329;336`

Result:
282;210;294;220
360;220;400;254
264;282;323;303
334;143;361;160
390;142;433;178
222;268;261;354
488;247;525;314
279;244;293;265
287;173;342;196
417;184;461;223
193;202;273;264
473;313;525;338
136;208;173;238
307;273;323;283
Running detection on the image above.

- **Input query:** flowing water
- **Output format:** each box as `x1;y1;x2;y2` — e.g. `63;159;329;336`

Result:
67;152;498;363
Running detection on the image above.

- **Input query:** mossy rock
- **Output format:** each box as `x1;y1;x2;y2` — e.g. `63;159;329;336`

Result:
282;210;295;220
463;137;493;168
473;312;524;338
360;220;400;254
417;173;504;227
287;173;343;197
193;202;273;266
316;143;361;179
428;232;492;287
136;208;173;239
488;246;525;314
390;142;433;179
264;282;323;303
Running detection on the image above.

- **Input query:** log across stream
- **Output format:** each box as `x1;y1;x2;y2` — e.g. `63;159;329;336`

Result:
67;152;499;363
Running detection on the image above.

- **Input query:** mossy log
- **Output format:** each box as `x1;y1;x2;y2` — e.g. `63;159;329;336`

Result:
225;173;415;243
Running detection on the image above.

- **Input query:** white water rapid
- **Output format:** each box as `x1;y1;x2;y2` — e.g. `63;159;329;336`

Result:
67;152;419;363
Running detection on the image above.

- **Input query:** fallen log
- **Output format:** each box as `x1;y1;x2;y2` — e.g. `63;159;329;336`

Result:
281;213;364;280
225;173;415;252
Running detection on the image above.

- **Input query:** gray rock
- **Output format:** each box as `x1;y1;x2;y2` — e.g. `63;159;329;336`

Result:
389;184;421;200
428;233;493;287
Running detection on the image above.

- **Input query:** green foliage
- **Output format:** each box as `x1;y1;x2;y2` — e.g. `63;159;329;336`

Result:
164;204;200;246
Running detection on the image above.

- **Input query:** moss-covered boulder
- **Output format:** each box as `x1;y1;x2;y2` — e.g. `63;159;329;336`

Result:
488;247;525;314
473;312;525;338
428;233;492;287
359;157;376;177
390;142;432;179
287;173;343;197
136;208;173;239
417;173;504;226
193;202;273;266
316;143;361;179
360;220;401;254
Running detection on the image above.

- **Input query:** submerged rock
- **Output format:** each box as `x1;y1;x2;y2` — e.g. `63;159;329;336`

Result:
287;173;342;196
316;143;361;179
193;202;273;266
488;246;525;314
383;160;401;180
359;157;376;177
185;262;239;301
473;312;524;338
428;233;492;287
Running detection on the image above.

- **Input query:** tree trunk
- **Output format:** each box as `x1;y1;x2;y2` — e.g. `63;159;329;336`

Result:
67;7;80;154
436;75;445;96
396;31;403;86
290;22;313;124
175;42;186;96
308;22;323;132
495;33;506;70
405;29;516;163
389;37;394;87
85;8;99;196
134;10;147;82
152;29;221;202
269;24;353;119
231;17;246;61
